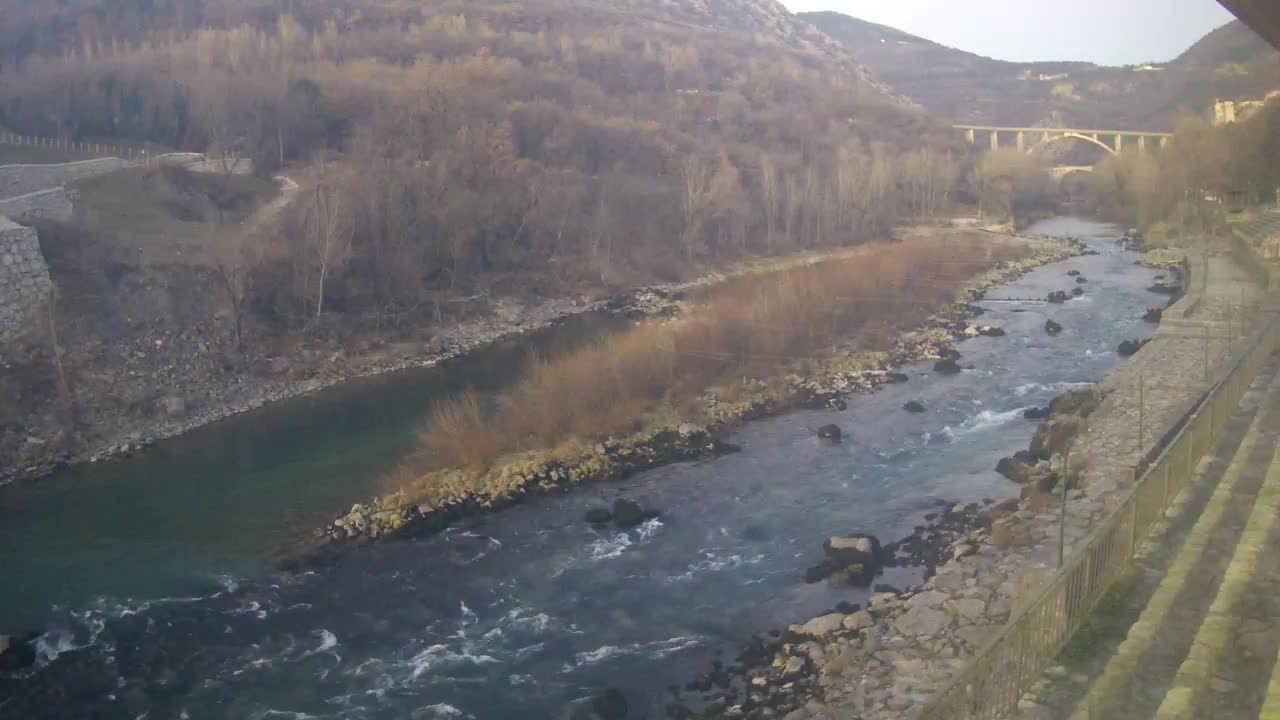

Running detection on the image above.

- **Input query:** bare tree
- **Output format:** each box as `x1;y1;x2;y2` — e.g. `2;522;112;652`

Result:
302;180;352;321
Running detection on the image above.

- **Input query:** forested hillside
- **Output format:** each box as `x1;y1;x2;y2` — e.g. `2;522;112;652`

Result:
0;0;966;325
805;12;1280;129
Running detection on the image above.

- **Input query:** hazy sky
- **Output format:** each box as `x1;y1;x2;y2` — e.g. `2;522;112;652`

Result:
780;0;1237;66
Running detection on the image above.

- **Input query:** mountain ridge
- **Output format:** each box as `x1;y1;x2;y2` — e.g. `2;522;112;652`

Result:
802;12;1280;128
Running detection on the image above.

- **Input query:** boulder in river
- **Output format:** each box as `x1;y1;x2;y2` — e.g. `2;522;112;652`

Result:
611;498;650;527
1047;291;1069;304
1117;339;1150;357
978;326;1006;337
1045;319;1063;336
996;452;1045;485
885;372;909;384
817;424;843;443
1143;307;1164;323
903;400;926;414
592;687;629;720
1076;276;1089;284
933;358;962;375
824;535;881;565
0;632;38;672
1067;270;1081;277
1148;282;1179;295
584;508;613;524
1023;407;1051;420
1049;387;1103;417
1072;287;1085;296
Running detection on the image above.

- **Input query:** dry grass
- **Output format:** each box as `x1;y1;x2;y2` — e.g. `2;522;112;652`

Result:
411;235;1030;475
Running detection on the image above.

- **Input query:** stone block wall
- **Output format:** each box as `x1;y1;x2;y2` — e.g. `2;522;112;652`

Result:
0;188;73;223
0;157;129;200
0;217;53;339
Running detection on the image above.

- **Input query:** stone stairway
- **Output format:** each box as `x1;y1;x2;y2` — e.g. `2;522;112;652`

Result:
1018;356;1280;720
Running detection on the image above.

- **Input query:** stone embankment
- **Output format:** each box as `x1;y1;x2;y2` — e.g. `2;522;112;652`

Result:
693;240;1264;720
0;217;54;340
0;187;73;222
318;236;1080;552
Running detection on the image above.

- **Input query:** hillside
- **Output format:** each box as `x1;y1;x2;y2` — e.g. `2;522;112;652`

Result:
0;0;972;481
803;12;1280;129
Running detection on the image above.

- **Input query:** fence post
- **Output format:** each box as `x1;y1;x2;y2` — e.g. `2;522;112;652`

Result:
1128;494;1138;557
1059;451;1069;568
1138;375;1145;456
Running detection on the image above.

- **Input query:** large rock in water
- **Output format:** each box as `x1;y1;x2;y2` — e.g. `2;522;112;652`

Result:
1023;407;1051;420
1117;339;1150;357
611;499;646;527
817;424;843;443
933;358;962;375
903;400;926;413
1045;319;1063;336
1047;291;1069;304
996;453;1043;484
592;688;628;719
824;535;881;565
0;632;37;672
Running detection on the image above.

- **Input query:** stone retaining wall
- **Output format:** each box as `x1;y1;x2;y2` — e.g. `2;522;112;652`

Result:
0;217;53;339
0;158;129;200
0;188;73;223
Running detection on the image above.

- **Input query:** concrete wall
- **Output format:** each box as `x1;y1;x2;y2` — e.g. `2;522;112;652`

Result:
0;188;73;223
0;217;53;339
0;158;129;200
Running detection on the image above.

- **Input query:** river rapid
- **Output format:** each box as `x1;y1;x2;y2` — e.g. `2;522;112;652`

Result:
0;218;1165;719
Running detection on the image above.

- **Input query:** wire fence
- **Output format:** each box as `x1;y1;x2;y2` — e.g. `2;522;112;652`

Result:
0;132;161;164
916;308;1280;720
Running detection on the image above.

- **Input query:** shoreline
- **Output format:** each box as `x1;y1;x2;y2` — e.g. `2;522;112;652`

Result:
677;244;1238;720
1;241;946;489
307;232;1083;561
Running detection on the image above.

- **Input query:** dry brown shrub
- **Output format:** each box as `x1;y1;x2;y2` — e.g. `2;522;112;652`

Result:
412;235;1028;473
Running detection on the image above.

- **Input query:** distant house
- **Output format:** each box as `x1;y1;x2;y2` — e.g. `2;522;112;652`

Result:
1214;92;1280;125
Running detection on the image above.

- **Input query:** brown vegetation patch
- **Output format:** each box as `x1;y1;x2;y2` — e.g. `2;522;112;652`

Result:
407;234;1030;480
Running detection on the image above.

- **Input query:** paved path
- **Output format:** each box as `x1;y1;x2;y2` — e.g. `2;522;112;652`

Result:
1018;348;1280;720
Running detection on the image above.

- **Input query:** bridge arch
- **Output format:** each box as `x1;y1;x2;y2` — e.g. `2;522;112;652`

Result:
1027;132;1117;156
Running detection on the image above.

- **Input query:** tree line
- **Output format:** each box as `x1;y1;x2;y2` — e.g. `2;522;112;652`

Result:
0;1;1051;335
1086;103;1280;236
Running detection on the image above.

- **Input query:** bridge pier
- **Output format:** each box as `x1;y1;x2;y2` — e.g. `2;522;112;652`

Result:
1116;134;1124;153
966;128;975;144
991;130;999;151
1016;131;1025;152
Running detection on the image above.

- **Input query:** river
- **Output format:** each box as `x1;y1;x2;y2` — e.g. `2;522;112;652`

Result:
0;218;1163;719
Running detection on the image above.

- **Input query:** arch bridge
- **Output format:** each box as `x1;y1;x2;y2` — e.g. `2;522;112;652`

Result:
955;125;1174;155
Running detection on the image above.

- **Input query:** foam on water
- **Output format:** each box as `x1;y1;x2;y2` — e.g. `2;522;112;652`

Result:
956;407;1030;435
567;635;703;670
1012;381;1093;398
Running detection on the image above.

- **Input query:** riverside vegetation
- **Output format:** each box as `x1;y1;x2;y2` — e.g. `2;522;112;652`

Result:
0;0;1066;484
324;232;1081;546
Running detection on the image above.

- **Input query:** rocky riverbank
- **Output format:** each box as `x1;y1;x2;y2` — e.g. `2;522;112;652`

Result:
665;243;1262;720
0;243;939;487
314;235;1083;556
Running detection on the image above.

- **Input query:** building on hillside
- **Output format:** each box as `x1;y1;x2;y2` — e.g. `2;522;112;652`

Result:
1213;91;1280;125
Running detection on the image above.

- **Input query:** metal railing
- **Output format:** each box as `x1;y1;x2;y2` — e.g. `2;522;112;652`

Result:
0;132;159;164
917;309;1280;720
